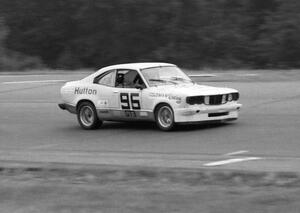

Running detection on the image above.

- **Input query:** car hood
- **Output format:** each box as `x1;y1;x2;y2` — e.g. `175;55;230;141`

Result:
150;83;238;96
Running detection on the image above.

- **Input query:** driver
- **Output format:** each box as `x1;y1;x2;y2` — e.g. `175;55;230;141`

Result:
133;74;146;89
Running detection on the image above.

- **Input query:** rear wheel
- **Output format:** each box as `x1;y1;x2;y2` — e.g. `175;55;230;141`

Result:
155;104;175;131
77;102;102;130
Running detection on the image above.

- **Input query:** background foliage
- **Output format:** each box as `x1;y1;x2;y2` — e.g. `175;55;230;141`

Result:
0;0;299;70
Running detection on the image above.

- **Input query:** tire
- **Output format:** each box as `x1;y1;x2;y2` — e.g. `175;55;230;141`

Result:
155;104;175;131
77;101;102;130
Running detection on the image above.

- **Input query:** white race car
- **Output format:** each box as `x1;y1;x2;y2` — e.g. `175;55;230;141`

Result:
59;63;242;131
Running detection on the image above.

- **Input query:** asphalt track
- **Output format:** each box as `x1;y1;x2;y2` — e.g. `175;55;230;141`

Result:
1;70;300;172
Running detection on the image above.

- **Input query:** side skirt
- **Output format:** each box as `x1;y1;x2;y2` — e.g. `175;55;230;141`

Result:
97;109;155;122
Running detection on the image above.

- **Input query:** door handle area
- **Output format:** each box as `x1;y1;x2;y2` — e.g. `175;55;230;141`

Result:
113;91;119;93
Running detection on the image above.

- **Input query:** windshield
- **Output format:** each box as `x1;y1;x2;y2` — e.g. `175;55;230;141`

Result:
141;66;193;87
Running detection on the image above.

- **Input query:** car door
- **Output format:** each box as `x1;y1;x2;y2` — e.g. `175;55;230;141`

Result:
112;69;146;120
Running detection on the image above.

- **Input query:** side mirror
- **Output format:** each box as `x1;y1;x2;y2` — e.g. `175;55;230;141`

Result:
135;85;145;90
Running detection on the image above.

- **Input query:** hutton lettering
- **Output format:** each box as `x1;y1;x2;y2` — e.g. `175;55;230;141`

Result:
74;87;97;95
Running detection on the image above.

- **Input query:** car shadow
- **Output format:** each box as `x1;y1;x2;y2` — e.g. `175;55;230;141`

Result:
58;121;236;132
100;121;234;132
101;121;157;131
174;122;233;132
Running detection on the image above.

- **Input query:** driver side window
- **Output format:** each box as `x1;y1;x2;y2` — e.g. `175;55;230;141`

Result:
115;69;146;89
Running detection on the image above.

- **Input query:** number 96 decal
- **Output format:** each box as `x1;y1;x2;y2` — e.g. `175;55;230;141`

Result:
120;93;141;110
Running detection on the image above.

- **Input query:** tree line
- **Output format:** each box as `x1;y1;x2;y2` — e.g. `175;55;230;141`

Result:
0;0;300;70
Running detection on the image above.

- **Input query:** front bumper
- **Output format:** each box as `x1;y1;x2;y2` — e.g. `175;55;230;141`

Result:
174;103;242;123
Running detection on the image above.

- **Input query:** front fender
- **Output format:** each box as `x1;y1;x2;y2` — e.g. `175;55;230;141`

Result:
145;92;185;112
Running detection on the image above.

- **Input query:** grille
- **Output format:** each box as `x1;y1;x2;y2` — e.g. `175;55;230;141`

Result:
186;96;204;105
208;95;223;105
186;93;239;105
186;95;224;105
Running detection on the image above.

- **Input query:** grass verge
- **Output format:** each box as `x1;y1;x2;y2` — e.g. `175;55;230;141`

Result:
0;164;300;213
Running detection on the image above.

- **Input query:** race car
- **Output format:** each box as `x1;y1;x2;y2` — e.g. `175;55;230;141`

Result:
59;62;242;131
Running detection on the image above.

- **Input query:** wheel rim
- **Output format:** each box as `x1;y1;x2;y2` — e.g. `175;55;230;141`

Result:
80;105;94;127
158;106;173;128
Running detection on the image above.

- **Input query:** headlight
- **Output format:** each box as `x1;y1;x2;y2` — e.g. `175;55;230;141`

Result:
221;94;226;104
227;94;233;101
204;96;209;105
232;92;239;101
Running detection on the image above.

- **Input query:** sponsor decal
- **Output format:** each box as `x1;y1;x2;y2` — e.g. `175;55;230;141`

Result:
120;93;141;110
139;111;148;117
98;100;108;107
74;87;97;95
149;92;182;102
124;110;136;118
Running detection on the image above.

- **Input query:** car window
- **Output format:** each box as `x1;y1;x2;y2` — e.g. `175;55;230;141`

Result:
115;69;146;89
94;70;115;86
141;66;192;87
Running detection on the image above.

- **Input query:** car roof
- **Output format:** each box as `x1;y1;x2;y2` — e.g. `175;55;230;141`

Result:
100;62;176;71
83;62;177;82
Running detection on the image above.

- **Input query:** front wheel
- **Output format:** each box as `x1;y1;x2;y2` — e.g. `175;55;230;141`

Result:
155;104;175;131
77;102;102;130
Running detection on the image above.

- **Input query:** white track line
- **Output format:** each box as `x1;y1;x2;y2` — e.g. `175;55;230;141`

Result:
237;73;259;77
188;74;217;77
225;150;249;156
2;80;67;84
203;157;262;167
0;74;59;78
28;144;60;150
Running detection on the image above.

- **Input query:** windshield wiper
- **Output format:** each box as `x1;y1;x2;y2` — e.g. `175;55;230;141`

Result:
149;79;177;85
149;79;167;82
169;77;193;82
